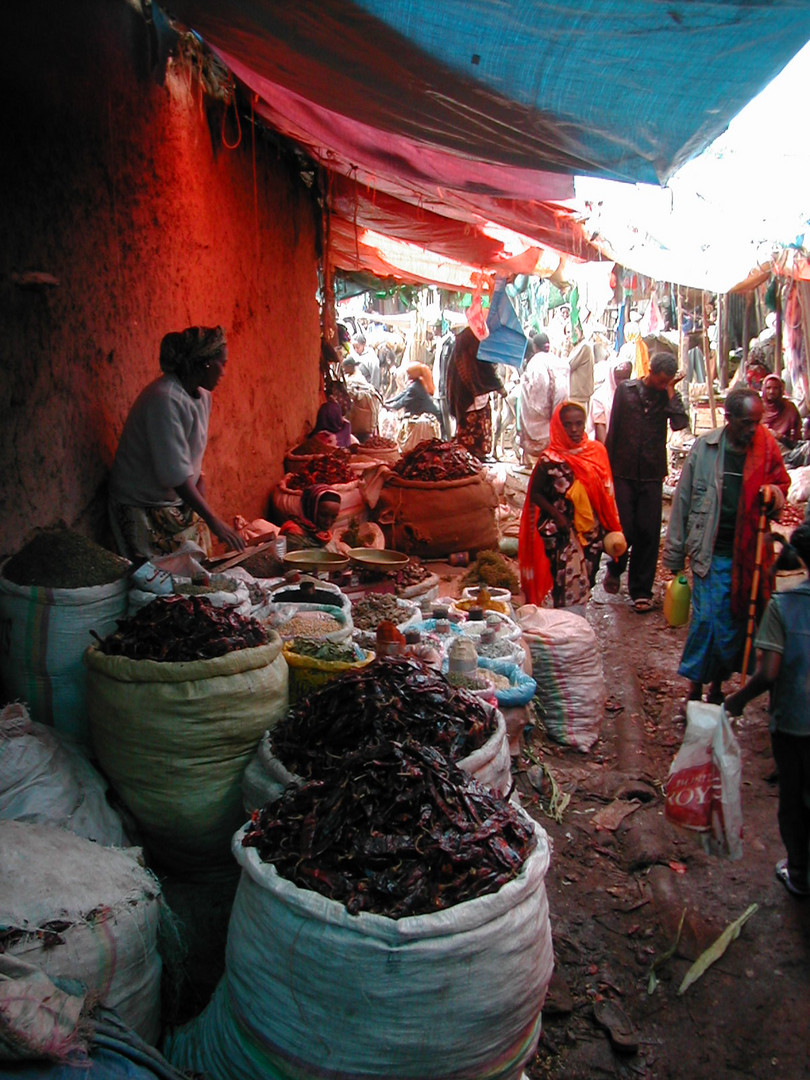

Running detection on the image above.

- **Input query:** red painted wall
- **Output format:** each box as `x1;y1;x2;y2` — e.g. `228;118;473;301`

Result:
0;1;322;557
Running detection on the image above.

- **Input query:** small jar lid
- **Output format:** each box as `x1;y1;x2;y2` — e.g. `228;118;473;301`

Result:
467;607;485;622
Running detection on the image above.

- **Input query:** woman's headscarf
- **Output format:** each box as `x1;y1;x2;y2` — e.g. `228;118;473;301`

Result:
407;362;435;396
446;327;504;421
159;326;226;378
519;402;622;603
301;484;341;531
314;399;351;447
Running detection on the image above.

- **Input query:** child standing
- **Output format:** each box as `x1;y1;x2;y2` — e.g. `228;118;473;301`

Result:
726;524;810;897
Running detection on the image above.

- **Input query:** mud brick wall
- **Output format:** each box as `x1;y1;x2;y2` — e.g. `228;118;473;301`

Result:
0;0;322;556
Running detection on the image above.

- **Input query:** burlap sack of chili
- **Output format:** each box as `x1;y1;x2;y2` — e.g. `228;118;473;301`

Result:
375;473;498;558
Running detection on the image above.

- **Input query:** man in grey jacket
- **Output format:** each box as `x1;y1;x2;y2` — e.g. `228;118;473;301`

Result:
663;386;789;709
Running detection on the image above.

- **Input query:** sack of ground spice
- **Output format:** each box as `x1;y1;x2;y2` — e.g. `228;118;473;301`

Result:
272;603;353;644
281;637;373;704
166;748;553;1080
351;592;420;649
0;528;130;746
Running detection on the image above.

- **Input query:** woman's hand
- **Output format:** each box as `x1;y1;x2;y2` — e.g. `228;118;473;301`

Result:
553;510;570;538
175;477;246;551
211;517;246;552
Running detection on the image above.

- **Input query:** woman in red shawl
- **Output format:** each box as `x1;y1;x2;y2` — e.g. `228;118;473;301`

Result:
520;402;624;608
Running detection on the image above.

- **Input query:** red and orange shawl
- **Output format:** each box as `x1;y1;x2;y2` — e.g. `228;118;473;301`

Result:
519;403;622;604
731;424;790;619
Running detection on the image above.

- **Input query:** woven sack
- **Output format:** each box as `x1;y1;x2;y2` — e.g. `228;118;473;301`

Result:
0;571;128;747
85;634;288;873
375;473;498;558
0;821;162;1044
517;605;604;752
166;816;553;1080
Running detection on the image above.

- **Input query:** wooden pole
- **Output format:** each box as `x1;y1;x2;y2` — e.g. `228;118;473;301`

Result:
703;292;717;428
718;293;729;389
774;283;783;377
677;286;688;426
741;493;769;685
742;293;751;370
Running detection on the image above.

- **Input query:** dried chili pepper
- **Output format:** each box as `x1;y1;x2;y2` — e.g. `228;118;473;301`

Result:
270;656;496;779
242;738;535;918
285;454;354;490
393;439;480;482
91;595;269;661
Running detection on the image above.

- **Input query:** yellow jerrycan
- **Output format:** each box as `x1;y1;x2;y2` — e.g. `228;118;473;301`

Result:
664;574;691;627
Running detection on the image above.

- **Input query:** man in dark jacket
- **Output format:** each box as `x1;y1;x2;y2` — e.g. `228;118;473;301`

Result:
604;352;689;611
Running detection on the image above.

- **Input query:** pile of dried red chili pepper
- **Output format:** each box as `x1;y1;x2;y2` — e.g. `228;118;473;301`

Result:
242;738;535;917
285;454;355;490
393;439;481;481
271;656;495;776
91;595;269;661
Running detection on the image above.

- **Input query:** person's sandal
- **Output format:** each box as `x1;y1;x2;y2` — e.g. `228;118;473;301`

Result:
775;859;810;898
633;597;653;613
603;573;620;595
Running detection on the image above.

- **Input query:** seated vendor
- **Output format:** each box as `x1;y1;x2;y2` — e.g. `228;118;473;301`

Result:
280;484;342;549
313;397;352;448
762;374;803;452
385;363;441;421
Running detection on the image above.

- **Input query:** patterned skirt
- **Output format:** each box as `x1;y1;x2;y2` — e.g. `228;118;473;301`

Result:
456;404;491;460
109;500;212;562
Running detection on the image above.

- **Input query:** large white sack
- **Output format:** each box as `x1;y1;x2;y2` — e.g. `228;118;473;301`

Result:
0;573;128;747
0;821;162;1045
85;634;288;873
517;604;605;752
0;702;127;847
166;818;554;1080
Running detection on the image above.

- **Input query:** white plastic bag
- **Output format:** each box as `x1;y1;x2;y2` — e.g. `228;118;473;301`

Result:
664;702;742;859
166;817;553;1080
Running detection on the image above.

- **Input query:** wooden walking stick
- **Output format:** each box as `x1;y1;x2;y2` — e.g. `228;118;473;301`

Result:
740;486;770;685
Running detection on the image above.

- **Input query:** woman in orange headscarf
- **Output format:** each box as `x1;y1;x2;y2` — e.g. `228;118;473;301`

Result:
519;402;624;608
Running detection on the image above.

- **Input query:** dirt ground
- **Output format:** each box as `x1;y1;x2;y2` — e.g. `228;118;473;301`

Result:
159;537;809;1079
503;562;810;1080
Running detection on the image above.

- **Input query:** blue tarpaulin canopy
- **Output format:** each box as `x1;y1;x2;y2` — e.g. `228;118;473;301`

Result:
478;280;528;369
171;1;810;280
